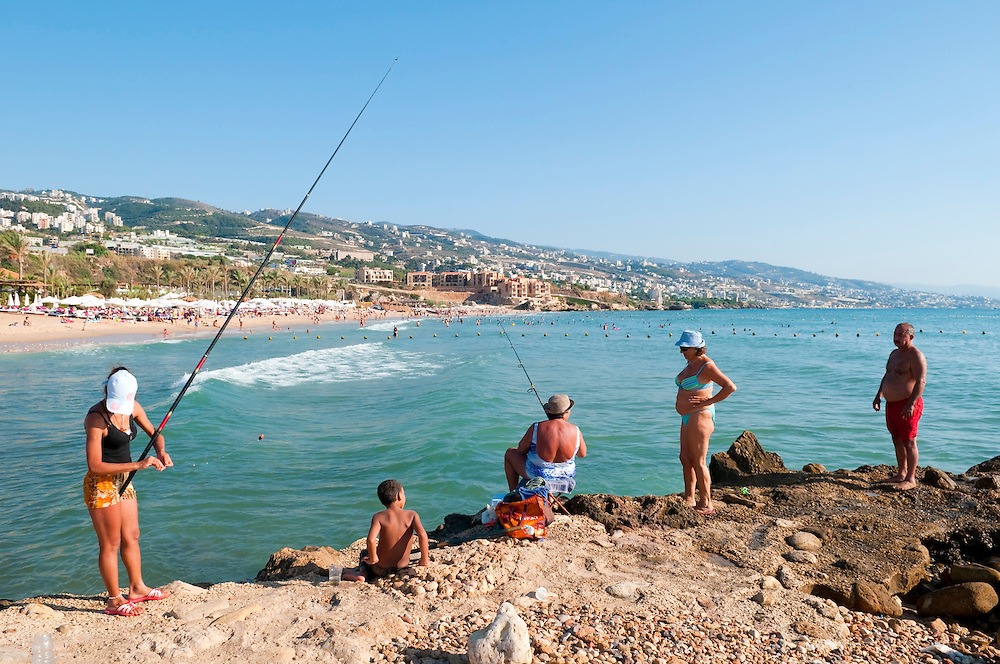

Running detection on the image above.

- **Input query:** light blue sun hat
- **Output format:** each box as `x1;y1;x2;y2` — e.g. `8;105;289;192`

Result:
675;330;705;348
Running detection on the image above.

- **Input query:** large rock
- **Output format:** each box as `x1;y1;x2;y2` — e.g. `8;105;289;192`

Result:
917;582;999;617
255;545;343;581
709;431;788;484
922;467;957;491
850;581;903;617
787;531;823;551
945;563;1000;585
468;602;532;664
966;456;1000;475
564;494;700;531
975;475;1000;490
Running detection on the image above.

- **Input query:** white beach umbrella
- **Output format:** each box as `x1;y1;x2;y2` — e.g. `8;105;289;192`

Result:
77;295;105;308
13;292;20;307
40;296;60;304
105;297;129;307
61;296;83;306
5;293;12;307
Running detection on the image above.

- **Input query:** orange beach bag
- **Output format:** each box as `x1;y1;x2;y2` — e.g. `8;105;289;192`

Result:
495;495;550;540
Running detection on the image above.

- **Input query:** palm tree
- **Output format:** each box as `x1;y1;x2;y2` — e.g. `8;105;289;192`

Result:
219;263;230;298
1;231;31;278
310;276;325;299
230;269;251;299
163;265;178;290
277;272;292;298
45;266;58;295
261;270;280;298
146;264;164;292
203;265;223;299
32;251;54;293
194;270;210;298
52;273;70;298
179;265;198;295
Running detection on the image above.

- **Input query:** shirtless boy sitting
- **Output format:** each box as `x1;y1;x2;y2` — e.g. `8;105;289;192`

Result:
341;479;429;582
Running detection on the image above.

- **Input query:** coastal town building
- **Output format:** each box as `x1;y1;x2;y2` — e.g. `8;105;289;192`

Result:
406;272;433;288
331;248;376;262
356;267;394;284
497;276;551;302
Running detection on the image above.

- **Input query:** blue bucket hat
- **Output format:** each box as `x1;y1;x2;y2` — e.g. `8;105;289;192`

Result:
675;330;705;348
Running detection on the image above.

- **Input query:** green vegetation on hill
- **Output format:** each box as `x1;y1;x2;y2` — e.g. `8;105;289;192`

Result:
103;197;256;239
0;200;65;216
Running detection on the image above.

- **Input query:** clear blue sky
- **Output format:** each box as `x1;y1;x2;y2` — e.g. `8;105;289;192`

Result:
4;2;998;289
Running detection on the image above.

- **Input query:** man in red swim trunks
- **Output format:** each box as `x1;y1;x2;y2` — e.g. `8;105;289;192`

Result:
872;322;927;490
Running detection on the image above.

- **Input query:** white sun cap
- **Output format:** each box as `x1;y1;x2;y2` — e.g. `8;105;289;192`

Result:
105;370;138;414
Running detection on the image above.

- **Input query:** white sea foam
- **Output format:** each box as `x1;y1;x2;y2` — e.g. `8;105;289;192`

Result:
365;320;410;332
177;343;442;390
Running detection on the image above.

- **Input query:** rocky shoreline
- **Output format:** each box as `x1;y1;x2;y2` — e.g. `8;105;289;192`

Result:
4;432;1000;663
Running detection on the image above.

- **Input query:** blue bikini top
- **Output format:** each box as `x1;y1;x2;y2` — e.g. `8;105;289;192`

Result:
675;361;714;391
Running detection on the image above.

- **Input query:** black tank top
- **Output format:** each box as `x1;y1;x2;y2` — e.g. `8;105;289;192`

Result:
88;403;136;464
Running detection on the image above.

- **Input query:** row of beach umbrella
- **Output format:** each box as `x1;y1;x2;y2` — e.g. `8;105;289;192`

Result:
6;293;358;311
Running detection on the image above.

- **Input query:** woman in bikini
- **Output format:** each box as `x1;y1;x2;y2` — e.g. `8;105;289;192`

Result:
674;331;736;515
84;367;173;616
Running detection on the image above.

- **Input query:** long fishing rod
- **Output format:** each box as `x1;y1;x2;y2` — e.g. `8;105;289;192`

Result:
120;59;397;494
497;321;545;410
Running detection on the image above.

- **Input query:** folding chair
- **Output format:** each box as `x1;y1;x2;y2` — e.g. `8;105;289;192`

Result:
542;477;575;515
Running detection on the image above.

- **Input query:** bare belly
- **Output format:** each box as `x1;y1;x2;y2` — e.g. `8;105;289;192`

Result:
675;388;711;415
882;379;916;402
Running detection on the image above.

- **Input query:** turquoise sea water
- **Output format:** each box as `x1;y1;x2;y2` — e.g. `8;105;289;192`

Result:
3;308;1000;600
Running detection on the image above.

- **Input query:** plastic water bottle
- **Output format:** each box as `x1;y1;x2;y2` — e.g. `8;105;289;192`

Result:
32;633;54;664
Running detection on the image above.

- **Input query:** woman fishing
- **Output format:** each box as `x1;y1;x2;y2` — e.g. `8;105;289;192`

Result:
674;331;736;516
84;367;172;616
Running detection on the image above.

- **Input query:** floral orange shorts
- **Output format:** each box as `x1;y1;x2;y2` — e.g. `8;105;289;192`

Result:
83;471;136;509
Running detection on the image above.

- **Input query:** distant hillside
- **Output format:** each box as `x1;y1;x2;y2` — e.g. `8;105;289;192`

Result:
104;196;259;239
689;260;885;292
4;186;996;308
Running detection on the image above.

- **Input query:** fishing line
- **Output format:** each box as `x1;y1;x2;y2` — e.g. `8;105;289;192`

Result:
120;58;398;494
497;320;545;410
191;434;280;467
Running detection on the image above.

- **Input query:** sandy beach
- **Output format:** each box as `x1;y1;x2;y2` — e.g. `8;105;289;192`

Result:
0;301;517;354
0;308;412;354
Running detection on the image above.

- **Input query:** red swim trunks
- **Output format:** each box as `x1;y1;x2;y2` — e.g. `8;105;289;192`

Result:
885;397;923;440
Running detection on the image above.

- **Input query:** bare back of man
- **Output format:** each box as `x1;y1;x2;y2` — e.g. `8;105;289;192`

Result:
873;323;927;490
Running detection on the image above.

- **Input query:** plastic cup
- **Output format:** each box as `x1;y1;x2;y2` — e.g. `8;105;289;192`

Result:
328;565;343;583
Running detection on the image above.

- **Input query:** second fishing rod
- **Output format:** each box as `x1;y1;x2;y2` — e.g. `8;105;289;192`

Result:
497;320;546;411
